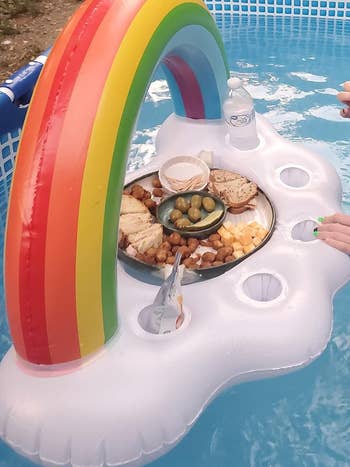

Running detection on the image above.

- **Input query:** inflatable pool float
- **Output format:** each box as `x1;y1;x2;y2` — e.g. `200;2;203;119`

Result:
1;0;350;465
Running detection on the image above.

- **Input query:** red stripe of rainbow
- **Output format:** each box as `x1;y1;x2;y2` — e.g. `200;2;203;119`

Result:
5;0;229;365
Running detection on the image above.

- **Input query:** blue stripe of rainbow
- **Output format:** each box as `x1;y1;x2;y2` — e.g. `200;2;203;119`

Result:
161;25;228;119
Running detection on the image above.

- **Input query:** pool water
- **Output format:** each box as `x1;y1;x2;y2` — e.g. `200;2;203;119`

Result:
1;14;350;467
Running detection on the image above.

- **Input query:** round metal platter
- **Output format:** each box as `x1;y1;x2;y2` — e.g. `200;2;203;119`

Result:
118;171;276;285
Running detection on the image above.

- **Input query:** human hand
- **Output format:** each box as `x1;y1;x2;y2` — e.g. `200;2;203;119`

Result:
316;213;350;254
337;81;350;118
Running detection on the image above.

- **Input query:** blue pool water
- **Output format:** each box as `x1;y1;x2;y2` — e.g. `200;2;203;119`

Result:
1;14;350;467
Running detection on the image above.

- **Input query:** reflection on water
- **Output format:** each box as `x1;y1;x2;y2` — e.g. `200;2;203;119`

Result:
1;14;350;467
290;71;328;82
128;126;160;172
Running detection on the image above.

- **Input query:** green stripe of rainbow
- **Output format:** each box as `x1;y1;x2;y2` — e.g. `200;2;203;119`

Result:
5;0;229;365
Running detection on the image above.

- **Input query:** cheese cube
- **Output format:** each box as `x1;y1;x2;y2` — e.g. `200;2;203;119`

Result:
218;226;228;237
234;250;244;259
223;221;235;234
222;233;235;246
256;228;268;239
243;243;255;254
232;241;243;251
252;237;262;246
237;233;253;246
244;226;255;237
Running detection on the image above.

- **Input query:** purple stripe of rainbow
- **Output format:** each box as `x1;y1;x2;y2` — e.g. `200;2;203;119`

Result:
163;55;205;119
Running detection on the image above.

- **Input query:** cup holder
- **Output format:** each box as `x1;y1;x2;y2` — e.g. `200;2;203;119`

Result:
292;220;318;242
279;166;310;188
243;273;283;302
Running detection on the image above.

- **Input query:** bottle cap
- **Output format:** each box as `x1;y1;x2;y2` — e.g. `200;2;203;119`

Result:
227;77;242;90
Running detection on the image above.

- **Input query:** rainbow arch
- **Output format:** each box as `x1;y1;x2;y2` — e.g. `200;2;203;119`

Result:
5;0;229;365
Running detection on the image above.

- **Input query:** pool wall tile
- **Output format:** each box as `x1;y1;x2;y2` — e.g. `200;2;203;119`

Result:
206;0;350;17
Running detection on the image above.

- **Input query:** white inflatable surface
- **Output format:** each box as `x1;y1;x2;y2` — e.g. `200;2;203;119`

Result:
0;114;349;467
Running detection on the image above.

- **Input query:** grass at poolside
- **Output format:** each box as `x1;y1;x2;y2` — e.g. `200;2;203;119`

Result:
0;0;82;81
0;1;40;35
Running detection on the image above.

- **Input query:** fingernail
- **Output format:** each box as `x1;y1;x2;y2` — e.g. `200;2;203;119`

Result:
313;227;318;232
317;216;325;223
313;230;319;237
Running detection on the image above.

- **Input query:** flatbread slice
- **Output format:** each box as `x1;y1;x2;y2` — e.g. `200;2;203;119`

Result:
120;194;148;215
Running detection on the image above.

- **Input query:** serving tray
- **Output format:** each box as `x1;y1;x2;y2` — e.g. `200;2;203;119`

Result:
118;171;276;285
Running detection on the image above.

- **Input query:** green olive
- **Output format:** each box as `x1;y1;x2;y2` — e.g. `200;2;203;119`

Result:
169;209;183;223
187;207;202;223
191;194;202;209
175;218;192;229
175;196;190;213
202;196;216;213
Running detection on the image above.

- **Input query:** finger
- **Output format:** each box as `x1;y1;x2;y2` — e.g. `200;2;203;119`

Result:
317;223;350;235
321;213;350;226
343;81;350;92
341;107;350;118
317;230;350;244
337;91;350;104
323;237;350;255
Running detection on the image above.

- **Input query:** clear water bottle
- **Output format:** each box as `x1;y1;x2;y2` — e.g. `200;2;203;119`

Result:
223;77;259;150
